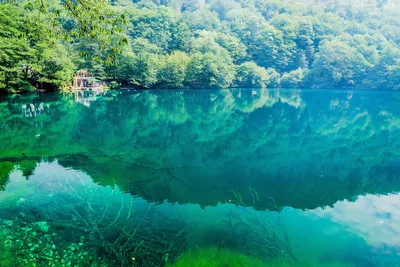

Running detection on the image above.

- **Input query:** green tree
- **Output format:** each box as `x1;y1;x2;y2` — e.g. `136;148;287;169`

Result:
308;40;373;88
2;0;400;91
235;62;270;88
186;52;235;88
182;8;221;31
130;53;159;88
157;51;190;88
281;68;307;88
0;4;75;92
215;33;248;64
126;2;188;52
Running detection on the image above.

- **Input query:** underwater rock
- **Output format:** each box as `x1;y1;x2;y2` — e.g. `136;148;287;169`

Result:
3;220;13;227
33;221;49;233
0;219;108;267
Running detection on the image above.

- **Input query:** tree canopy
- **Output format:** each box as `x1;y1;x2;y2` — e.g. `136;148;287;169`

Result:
1;0;400;92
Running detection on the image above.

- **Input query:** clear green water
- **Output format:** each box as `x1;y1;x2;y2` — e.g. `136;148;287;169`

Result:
0;89;400;266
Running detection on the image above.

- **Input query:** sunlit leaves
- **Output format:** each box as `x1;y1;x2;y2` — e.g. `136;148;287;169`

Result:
235;62;275;88
0;4;75;92
309;39;373;88
23;0;128;62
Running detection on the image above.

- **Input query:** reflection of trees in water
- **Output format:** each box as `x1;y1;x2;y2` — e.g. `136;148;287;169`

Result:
1;90;400;210
21;102;50;117
0;162;13;190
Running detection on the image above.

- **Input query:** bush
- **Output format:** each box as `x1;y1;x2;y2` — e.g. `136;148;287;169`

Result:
235;62;269;88
17;80;36;92
109;81;121;90
281;68;307;88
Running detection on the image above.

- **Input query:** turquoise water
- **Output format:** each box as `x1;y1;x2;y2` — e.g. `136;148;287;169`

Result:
1;89;400;266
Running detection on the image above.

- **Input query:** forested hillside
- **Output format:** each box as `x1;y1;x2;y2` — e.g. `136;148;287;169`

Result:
1;0;400;92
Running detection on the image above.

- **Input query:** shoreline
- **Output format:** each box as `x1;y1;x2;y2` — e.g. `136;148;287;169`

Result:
1;86;400;95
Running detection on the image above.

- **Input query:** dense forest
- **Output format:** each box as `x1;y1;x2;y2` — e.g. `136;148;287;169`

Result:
1;0;400;92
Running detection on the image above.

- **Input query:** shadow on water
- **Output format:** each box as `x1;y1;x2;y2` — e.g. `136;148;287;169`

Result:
1;89;400;266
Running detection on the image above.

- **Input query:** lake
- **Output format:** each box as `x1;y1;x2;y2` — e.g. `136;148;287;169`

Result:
1;89;400;266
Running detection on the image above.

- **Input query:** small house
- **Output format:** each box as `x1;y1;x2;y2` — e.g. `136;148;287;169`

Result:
73;70;103;90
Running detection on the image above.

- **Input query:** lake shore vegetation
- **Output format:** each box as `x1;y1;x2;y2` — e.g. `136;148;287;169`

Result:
0;0;399;93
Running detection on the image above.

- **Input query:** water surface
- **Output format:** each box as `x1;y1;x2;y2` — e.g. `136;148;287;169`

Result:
1;89;400;266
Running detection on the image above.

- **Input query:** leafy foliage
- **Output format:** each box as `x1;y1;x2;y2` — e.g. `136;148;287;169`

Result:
1;0;400;90
84;0;400;89
0;4;74;92
235;62;271;88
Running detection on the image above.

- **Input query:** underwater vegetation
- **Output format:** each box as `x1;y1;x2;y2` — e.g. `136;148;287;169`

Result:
220;188;298;264
167;247;354;267
167;247;266;267
0;234;13;267
0;162;394;267
0;170;187;267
